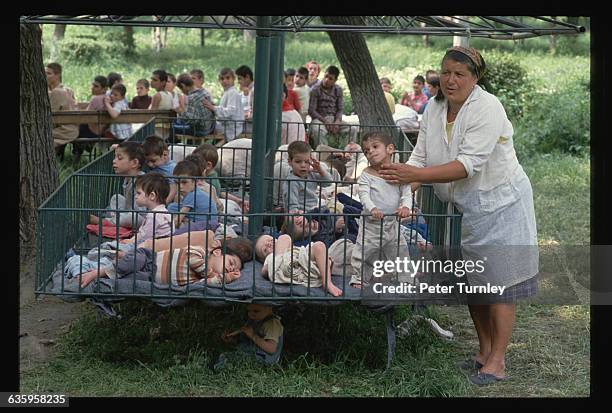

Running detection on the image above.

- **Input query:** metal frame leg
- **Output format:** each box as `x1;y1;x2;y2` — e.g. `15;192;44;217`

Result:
385;307;396;370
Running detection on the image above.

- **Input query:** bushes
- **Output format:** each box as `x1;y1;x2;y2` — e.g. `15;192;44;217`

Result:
514;77;590;156
58;28;134;65
483;51;533;120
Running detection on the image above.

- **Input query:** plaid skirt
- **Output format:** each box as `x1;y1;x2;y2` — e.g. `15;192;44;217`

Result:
460;274;539;305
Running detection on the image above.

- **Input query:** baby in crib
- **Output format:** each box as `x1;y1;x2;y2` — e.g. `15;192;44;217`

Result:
254;233;342;296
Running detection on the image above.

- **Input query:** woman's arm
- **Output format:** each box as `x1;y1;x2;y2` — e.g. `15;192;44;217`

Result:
150;92;161;110
379;160;467;185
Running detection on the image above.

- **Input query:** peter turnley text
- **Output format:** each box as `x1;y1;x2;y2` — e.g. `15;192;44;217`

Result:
372;282;507;296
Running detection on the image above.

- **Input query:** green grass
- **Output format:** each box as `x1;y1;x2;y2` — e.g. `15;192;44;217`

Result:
20;300;589;397
20;302;469;397
521;153;590;245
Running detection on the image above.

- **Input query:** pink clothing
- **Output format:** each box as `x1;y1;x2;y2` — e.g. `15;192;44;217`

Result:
401;91;429;113
86;220;133;239
136;205;173;243
87;95;107;111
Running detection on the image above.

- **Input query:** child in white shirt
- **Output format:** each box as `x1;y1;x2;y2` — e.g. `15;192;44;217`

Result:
350;132;416;287
203;67;245;141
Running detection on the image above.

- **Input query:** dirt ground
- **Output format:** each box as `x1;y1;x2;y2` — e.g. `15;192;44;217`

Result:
19;261;85;374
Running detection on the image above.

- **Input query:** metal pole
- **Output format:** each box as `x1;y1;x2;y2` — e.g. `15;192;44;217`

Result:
248;16;272;239
266;31;284;153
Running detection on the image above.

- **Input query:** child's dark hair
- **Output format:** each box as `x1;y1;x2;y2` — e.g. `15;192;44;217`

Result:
136;78;150;89
190;69;204;81
379;77;392;86
46;62;62;77
220;237;253;266
413;75;425;84
284;68;296;77
184;154;206;176
135;172;170;204
173;159;201;177
94;75;108;89
425;69;438;83
361;131;393;147
211;245;244;270
116;141;145;169
142;135;168;157
428;75;440;88
235;65;254;81
192;143;219;168
167;73;177;83
107;72;122;86
111;83;127;97
219;67;235;79
326;65;340;79
297;67;309;78
152;69;168;83
177;73;193;88
287;141;311;160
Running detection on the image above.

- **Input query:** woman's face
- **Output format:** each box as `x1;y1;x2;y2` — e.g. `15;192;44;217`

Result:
440;58;478;106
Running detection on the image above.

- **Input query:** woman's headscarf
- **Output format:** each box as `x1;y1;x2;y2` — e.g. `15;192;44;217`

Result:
446;46;486;80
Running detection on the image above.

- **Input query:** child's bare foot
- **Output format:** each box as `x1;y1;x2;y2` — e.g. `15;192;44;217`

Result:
80;269;99;288
417;242;433;252
325;283;343;297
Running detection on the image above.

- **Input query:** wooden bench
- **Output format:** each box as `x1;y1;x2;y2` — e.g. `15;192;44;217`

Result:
51;109;176;125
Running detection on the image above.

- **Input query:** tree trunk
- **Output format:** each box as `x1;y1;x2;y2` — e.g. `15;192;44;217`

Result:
566;16;580;47
49;24;67;61
124;26;135;56
153;26;162;52
549;16;557;55
243;29;256;41
320;16;395;133
53;24;66;41
19;24;60;259
200;29;205;47
421;22;429;48
163;27;168;48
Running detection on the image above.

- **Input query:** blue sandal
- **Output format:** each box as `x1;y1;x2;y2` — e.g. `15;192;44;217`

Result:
469;372;507;386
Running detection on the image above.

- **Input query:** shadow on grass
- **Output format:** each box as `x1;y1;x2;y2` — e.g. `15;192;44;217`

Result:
21;299;470;397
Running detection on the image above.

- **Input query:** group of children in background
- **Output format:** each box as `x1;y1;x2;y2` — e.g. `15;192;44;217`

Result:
74;67;247;144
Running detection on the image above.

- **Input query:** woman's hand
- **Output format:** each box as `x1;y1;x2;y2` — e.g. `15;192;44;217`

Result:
379;163;422;185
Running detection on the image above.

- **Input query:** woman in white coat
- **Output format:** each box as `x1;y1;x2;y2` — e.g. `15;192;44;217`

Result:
380;47;538;386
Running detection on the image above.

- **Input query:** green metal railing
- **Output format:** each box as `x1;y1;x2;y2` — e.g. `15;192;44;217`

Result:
36;118;461;303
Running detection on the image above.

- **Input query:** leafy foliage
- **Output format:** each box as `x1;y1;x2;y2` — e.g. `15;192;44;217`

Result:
514;70;590;156
483;51;533;120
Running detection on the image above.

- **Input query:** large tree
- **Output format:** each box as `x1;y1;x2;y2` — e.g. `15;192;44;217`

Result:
320;16;396;136
20;23;59;258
